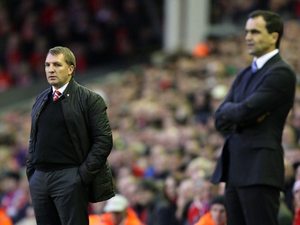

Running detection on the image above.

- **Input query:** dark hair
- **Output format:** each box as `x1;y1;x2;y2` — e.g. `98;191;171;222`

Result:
210;195;225;207
138;180;158;194
248;10;283;48
0;171;20;181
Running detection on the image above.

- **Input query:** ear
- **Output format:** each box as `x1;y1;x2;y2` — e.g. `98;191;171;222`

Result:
68;65;75;76
271;32;279;45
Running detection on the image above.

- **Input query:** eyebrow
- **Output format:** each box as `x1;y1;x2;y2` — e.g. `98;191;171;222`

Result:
45;61;63;66
245;28;261;34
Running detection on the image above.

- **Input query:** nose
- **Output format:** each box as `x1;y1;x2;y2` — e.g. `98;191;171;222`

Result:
245;32;251;41
46;64;55;73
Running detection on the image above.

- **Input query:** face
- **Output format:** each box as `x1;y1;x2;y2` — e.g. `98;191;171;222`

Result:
164;176;177;201
295;165;300;180
111;211;126;225
245;16;278;57
210;204;226;225
45;53;74;89
136;189;154;206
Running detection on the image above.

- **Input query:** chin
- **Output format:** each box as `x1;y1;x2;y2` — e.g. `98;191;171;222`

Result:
247;50;255;55
49;82;59;88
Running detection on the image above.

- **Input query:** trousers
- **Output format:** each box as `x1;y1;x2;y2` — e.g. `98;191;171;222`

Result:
225;184;280;225
29;167;89;225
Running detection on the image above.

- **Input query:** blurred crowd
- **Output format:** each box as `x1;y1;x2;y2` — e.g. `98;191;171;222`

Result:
211;0;300;25
1;1;300;225
1;23;300;224
0;0;162;92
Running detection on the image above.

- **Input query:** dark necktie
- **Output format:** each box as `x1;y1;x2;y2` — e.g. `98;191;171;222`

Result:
251;60;258;73
53;90;62;102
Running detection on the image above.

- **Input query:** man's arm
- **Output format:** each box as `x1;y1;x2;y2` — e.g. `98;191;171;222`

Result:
218;67;295;125
26;97;41;181
79;95;113;185
26;138;35;180
214;80;237;135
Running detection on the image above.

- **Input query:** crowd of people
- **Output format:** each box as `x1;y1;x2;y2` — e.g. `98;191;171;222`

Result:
1;0;299;93
0;17;299;224
0;0;162;92
1;1;300;225
210;0;300;25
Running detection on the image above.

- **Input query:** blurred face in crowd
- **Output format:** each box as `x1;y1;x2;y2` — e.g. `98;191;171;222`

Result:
164;176;177;201
136;189;154;206
111;211;126;225
294;189;300;209
210;203;226;225
245;16;278;57
45;53;74;89
296;165;300;181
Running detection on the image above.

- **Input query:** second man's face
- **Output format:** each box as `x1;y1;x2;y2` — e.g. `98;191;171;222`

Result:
45;53;74;89
245;16;278;57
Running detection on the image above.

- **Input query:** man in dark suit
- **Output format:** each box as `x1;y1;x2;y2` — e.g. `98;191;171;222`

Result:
211;10;296;225
26;46;114;225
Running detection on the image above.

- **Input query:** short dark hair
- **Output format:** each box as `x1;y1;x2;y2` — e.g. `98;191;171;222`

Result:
138;180;158;194
210;195;225;207
248;10;283;48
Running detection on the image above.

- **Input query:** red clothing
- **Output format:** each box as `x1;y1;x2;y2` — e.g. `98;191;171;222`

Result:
89;214;101;225
194;211;225;225
294;208;300;225
194;212;214;225
89;208;144;225
0;208;13;225
187;200;209;224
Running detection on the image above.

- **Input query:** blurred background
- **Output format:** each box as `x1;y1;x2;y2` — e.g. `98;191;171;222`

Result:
1;0;300;224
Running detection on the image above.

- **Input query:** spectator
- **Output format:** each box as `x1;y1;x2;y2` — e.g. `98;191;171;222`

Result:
153;175;180;225
133;180;160;225
293;180;300;225
90;194;143;225
0;207;12;225
0;171;29;224
187;178;213;225
194;195;226;225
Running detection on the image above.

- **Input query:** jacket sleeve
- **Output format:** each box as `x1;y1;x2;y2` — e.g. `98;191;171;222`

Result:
26;137;34;180
79;95;113;184
26;96;42;180
214;76;239;135
217;66;295;125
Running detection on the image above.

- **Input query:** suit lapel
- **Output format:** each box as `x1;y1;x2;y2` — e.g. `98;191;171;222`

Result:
233;67;253;102
238;53;282;97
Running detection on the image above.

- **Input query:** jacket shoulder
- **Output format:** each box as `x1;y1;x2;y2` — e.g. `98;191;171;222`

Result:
268;54;295;73
267;59;296;83
36;88;51;100
75;82;107;106
32;88;51;108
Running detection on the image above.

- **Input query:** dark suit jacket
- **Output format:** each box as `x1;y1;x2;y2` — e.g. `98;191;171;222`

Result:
211;53;296;189
26;78;115;202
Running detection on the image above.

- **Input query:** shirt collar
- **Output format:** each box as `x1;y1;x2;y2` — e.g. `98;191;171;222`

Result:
253;49;279;70
52;82;69;94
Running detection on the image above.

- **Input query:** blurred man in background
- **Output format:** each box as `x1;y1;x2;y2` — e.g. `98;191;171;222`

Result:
92;194;143;225
194;195;226;225
212;10;296;225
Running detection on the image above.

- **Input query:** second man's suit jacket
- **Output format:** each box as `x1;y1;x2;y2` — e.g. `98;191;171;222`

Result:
211;53;296;189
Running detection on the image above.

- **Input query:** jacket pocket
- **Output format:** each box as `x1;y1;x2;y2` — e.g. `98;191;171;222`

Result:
88;162;115;203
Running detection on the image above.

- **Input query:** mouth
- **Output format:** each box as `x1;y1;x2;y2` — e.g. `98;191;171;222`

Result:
246;43;255;48
48;75;57;80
